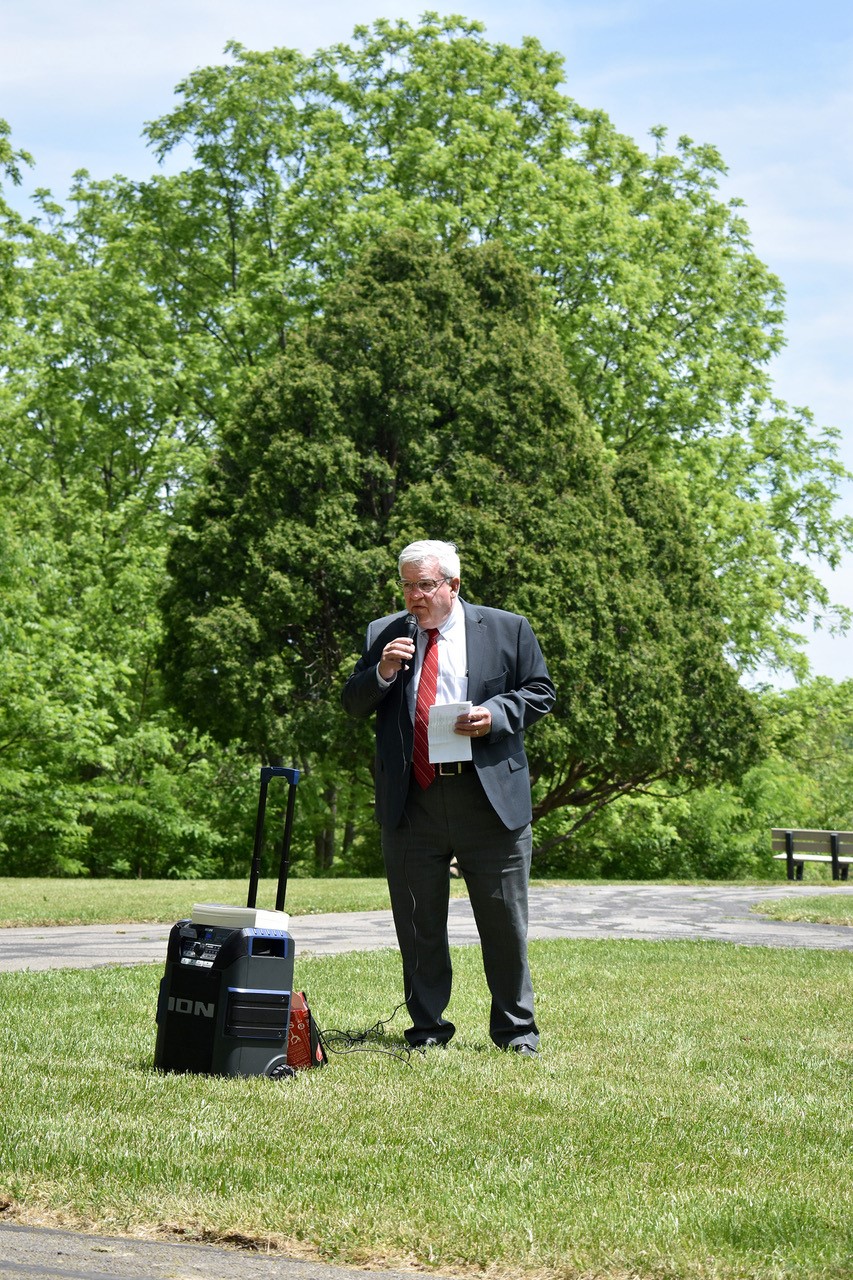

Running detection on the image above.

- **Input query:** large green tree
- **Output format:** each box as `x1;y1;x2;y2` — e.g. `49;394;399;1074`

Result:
161;231;761;855
1;13;847;872
0;129;249;876
135;16;849;674
7;16;843;675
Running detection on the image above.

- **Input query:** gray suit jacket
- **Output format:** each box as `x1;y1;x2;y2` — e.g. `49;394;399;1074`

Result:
342;599;556;830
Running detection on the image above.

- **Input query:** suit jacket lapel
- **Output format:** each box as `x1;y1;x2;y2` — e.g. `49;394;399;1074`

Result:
463;600;486;703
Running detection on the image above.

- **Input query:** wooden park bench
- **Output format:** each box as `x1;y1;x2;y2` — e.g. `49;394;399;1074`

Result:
771;828;853;881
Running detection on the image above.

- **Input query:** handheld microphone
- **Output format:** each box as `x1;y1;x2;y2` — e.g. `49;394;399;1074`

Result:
403;614;418;670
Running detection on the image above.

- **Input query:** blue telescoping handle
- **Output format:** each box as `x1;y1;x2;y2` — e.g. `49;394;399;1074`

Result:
247;766;300;911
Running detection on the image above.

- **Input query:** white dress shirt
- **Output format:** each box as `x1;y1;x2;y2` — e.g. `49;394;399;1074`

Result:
410;597;469;712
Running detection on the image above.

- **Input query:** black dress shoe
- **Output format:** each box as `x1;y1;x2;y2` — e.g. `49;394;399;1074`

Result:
505;1043;538;1057
412;1036;448;1050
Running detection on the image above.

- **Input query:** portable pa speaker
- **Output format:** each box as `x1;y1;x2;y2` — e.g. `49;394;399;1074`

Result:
154;767;302;1079
154;905;295;1077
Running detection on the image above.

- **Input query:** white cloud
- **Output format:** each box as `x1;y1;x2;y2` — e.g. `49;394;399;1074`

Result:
1;0;432;100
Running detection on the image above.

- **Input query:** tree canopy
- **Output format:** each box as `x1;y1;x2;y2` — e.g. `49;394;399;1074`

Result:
0;14;847;873
6;16;846;670
161;230;762;847
136;16;851;672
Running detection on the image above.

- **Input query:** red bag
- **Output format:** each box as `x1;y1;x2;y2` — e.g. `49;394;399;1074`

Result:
286;991;327;1070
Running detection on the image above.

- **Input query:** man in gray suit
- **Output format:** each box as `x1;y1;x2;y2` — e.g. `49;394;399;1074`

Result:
342;540;556;1055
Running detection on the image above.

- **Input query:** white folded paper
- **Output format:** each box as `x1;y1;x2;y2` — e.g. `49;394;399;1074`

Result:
428;700;473;763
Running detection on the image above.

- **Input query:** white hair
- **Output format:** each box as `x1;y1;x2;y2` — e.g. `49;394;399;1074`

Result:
398;539;461;580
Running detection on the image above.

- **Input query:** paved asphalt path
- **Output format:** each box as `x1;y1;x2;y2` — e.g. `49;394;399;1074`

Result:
0;1224;441;1280
1;883;850;1279
1;882;852;973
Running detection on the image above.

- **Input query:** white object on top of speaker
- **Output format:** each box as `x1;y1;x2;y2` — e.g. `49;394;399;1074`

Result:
191;902;291;932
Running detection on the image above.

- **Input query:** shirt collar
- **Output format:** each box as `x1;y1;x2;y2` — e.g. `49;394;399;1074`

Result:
436;596;464;637
415;596;463;638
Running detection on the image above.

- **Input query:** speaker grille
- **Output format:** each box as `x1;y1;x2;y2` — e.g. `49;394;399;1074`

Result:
225;988;290;1039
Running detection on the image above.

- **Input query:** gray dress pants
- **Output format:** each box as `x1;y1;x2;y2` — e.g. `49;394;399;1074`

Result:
381;769;539;1050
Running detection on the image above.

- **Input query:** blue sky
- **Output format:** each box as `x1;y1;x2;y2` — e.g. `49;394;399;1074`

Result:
2;0;851;683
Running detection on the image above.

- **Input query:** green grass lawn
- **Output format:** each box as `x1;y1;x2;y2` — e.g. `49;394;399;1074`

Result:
752;894;853;927
0;877;405;926
1;939;850;1280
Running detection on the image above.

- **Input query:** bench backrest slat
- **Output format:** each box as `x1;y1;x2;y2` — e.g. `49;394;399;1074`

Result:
768;829;850;849
771;830;830;854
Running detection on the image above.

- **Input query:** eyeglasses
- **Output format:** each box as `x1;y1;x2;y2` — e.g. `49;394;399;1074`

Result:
398;578;450;595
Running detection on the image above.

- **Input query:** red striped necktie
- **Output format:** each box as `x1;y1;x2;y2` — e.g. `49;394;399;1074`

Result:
412;628;440;788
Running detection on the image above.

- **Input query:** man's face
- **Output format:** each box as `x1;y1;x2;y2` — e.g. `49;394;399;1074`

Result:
400;557;460;630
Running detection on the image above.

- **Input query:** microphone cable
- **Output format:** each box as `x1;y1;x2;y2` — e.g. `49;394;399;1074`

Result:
315;613;424;1068
316;1003;414;1065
